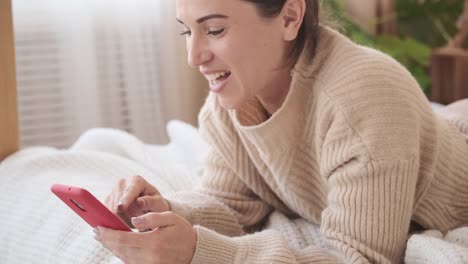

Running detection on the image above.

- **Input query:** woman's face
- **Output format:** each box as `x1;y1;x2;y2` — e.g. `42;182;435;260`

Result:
176;0;290;109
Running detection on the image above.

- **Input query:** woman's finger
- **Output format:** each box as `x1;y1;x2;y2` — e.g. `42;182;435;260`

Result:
131;212;177;231
105;178;127;213
116;196;169;228
104;195;113;212
118;176;157;211
136;196;170;213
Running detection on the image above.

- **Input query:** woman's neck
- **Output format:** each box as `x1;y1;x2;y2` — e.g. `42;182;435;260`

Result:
256;67;292;115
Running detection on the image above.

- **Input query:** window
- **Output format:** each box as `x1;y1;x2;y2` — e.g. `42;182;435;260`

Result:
13;0;206;148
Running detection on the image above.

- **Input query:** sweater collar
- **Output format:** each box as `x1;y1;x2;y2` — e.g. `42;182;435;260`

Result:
229;26;338;151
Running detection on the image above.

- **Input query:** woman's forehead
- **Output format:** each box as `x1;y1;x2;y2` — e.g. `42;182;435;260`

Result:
176;0;255;23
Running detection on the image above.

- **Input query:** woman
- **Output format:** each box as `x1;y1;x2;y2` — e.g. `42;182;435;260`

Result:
94;0;468;263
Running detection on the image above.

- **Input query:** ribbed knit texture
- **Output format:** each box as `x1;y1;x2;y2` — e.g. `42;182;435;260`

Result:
167;26;468;263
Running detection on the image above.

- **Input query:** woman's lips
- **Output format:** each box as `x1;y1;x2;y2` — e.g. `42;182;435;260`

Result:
209;72;231;93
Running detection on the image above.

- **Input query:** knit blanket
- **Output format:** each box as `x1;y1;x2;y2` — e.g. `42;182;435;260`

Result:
0;120;466;264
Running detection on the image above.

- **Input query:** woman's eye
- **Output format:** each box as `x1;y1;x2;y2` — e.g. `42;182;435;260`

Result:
180;30;191;36
208;28;224;36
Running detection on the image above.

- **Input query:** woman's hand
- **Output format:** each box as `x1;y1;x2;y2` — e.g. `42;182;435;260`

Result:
105;176;171;227
94;212;197;264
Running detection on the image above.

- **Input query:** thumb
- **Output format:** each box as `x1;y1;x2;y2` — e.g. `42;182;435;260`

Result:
131;212;176;230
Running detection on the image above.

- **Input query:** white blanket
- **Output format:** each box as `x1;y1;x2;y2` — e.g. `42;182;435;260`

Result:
0;121;207;264
0;120;467;263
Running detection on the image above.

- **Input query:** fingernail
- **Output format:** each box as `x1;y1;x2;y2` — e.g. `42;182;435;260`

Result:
93;228;101;241
117;201;124;211
131;217;143;225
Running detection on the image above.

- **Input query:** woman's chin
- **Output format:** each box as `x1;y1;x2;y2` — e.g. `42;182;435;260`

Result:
217;95;240;110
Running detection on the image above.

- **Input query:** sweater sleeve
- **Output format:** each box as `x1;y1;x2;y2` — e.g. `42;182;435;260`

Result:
165;96;273;236
316;84;422;263
190;226;345;264
166;148;273;236
180;145;418;264
183;158;418;264
319;158;419;263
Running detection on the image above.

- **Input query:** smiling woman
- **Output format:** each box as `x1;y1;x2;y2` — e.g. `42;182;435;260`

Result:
175;0;308;112
0;0;19;161
93;0;468;263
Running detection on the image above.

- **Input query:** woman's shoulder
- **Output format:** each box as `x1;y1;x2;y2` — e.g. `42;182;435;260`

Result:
308;27;424;107
296;27;420;99
326;28;417;89
306;28;434;159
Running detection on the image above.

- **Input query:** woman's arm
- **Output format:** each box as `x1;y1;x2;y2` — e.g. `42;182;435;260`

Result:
166;97;274;236
183;160;417;264
0;0;19;161
167;149;274;236
184;108;418;264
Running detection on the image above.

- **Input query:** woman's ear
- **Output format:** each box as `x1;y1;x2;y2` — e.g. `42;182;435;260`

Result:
281;0;306;41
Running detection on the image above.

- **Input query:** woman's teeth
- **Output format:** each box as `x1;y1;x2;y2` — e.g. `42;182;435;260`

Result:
206;71;230;82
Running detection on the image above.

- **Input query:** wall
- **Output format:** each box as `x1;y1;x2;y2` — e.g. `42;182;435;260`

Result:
345;0;378;34
0;0;19;161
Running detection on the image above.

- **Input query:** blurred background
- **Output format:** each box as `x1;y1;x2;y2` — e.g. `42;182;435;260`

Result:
10;0;468;148
326;0;466;99
12;0;207;148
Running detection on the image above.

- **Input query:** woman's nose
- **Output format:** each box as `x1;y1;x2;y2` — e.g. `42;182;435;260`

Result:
187;37;212;67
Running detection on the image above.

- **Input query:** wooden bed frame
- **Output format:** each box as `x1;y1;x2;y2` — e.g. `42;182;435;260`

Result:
0;0;19;161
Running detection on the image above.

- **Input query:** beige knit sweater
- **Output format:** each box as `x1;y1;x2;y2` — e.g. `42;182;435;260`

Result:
167;27;468;264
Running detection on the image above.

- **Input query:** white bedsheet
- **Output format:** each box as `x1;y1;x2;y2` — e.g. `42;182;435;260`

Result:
0;120;467;263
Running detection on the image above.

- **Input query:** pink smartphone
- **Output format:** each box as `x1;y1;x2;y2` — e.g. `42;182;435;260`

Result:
51;184;131;232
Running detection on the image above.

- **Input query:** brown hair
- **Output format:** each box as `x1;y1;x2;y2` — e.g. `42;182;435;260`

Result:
242;0;320;67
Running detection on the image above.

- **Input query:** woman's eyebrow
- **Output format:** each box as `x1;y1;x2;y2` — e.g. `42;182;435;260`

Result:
176;14;229;25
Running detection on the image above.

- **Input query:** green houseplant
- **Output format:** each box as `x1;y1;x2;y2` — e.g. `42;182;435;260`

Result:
323;0;465;96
